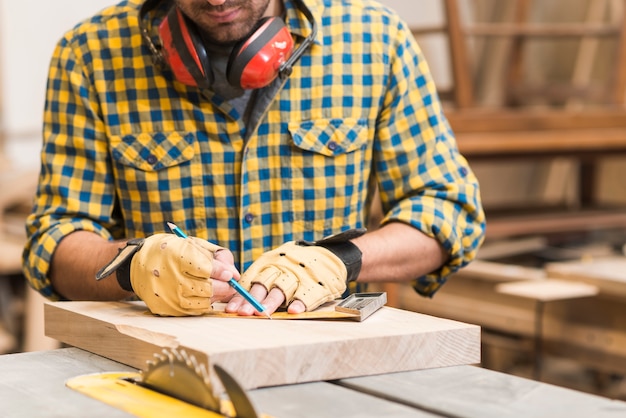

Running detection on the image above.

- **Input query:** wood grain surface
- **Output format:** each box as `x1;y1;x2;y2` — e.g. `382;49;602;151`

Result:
44;301;480;392
546;256;626;297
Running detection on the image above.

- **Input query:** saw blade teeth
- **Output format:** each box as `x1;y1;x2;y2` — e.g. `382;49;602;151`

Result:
179;349;190;364
139;346;220;411
154;350;167;362
188;354;198;370
198;363;210;385
172;350;182;362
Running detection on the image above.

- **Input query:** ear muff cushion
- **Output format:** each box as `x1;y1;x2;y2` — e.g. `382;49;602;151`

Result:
226;17;291;89
160;8;211;88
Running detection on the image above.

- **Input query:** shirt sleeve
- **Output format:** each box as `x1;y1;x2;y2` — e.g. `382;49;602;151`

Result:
374;19;486;297
22;34;118;300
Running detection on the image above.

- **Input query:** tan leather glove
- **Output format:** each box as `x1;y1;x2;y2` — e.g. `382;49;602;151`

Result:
96;234;224;316
239;230;365;311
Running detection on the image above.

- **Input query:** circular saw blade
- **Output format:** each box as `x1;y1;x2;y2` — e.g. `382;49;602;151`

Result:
140;347;220;412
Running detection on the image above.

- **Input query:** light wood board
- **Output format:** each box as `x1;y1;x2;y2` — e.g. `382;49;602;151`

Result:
496;279;599;302
12;348;626;418
546;256;626;297
44;301;480;392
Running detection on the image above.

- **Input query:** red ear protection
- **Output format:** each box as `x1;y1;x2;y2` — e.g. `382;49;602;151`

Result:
159;7;211;88
139;0;317;90
158;8;294;89
227;17;294;89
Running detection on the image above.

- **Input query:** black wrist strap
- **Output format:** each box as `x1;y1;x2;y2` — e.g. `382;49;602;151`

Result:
95;238;145;292
317;240;363;283
114;256;134;292
297;228;366;283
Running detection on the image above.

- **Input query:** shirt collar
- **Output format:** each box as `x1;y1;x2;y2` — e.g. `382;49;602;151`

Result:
283;0;323;46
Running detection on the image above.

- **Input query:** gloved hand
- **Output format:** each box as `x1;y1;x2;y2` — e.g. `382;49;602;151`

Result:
238;230;364;311
96;234;236;316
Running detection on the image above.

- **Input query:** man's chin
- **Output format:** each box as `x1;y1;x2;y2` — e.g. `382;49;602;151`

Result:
199;26;250;47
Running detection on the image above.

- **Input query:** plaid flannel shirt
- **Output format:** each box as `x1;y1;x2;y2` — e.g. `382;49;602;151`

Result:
23;0;485;300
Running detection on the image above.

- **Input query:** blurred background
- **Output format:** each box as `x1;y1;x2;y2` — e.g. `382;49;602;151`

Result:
2;0;626;401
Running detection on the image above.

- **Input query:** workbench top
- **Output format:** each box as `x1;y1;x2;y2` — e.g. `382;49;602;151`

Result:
2;348;625;418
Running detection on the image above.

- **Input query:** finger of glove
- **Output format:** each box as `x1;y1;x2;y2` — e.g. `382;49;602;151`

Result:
187;236;224;253
179;294;212;312
135;280;211;317
179;238;215;279
238;241;299;290
134;235;215;279
149;303;211;317
179;275;213;299
237;259;267;291
291;245;348;294
244;265;299;305
186;238;241;281
292;275;345;311
255;243;348;293
130;235;213;316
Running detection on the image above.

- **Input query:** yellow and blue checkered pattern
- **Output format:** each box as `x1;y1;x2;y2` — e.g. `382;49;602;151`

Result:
24;0;485;300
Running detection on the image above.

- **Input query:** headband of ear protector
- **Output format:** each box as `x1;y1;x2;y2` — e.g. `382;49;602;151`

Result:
139;0;317;90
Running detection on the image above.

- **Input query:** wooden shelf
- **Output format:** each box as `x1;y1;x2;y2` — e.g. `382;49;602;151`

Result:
485;208;626;240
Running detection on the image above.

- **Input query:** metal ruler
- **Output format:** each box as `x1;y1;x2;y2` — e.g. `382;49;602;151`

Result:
335;292;388;321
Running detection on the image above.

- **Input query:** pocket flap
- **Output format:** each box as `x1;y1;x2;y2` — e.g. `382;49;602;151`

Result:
111;132;195;171
288;118;368;157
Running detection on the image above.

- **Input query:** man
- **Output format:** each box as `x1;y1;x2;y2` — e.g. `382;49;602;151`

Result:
23;0;485;317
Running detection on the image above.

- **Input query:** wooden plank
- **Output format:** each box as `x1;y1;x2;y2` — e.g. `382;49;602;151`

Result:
456;259;545;282
446;109;626;132
391;272;626;376
14;348;626;418
0;348;135;418
0;235;25;275
483;209;626;239
44;301;481;393
546;256;626;298
249;381;439;418
389;278;538;336
472;0;519;106
611;3;626;104
455;128;626;157
567;0;609;110
0;169;38;210
496;279;599;302
338;365;626;418
542;304;626;374
0;347;440;418
443;0;474;107
476;236;548;260
465;23;621;37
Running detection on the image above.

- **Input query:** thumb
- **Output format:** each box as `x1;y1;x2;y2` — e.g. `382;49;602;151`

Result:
179;239;215;279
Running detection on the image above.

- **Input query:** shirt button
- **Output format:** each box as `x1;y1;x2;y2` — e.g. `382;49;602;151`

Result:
244;213;255;223
327;141;338;151
146;154;158;165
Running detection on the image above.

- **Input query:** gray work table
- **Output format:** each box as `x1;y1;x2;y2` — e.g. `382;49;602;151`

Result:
2;348;626;418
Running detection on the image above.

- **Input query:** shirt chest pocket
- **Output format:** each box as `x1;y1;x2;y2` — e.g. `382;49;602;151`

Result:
109;132;198;231
288;118;369;156
110;132;196;172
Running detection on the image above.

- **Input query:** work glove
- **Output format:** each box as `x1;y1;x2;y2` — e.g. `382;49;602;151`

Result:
96;234;226;316
239;229;365;311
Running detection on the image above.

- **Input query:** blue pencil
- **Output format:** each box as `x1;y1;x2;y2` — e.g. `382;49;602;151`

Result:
167;222;271;319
